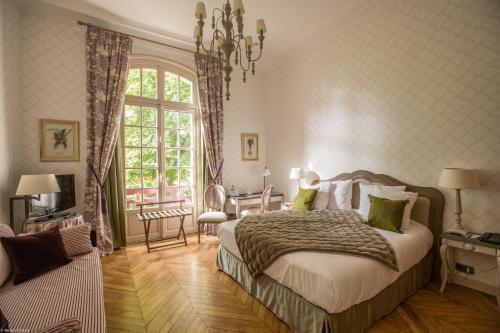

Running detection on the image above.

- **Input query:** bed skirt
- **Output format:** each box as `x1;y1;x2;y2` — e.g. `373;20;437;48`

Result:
216;245;432;333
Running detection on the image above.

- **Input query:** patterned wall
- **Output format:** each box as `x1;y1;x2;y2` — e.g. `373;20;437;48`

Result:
265;0;500;234
0;0;22;224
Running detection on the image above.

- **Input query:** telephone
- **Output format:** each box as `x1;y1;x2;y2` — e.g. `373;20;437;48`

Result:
479;232;500;246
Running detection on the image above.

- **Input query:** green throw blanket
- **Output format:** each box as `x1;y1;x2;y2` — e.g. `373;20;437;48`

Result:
234;209;399;278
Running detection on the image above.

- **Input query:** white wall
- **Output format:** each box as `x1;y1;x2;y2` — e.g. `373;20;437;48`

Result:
264;0;500;288
0;0;22;225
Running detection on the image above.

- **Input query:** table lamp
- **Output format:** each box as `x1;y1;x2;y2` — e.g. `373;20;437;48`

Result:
263;166;272;190
438;168;480;236
9;174;61;229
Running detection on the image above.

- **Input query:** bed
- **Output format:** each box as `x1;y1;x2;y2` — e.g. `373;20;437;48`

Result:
216;170;444;333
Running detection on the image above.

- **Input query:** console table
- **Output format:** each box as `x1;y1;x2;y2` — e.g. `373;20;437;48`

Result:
22;213;84;233
440;232;499;310
227;192;284;218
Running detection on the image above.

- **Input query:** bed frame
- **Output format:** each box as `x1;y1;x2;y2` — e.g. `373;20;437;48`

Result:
217;170;445;333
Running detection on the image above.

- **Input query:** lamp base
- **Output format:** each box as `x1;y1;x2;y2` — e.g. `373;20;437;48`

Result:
445;223;469;237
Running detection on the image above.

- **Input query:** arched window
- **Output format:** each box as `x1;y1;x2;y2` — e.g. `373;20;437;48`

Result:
122;57;197;212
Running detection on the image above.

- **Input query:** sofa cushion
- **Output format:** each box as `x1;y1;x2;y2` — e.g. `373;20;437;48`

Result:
0;224;14;286
0;227;71;285
0;249;105;333
60;223;93;257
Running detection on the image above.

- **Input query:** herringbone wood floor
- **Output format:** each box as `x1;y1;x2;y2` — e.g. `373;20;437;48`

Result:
101;234;500;333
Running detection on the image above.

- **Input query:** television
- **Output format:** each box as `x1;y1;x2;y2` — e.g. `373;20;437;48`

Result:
31;174;76;215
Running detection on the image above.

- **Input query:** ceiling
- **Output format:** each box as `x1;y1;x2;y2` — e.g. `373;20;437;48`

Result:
20;0;367;61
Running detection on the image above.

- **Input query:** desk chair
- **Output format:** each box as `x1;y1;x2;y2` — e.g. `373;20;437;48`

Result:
240;185;274;217
197;184;227;243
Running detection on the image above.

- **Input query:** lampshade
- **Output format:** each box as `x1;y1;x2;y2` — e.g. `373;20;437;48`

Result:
438;168;480;190
263;167;271;177
289;168;303;180
304;170;320;185
16;174;61;196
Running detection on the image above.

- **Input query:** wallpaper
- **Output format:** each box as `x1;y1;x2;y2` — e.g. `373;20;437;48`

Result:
0;0;21;224
264;0;500;286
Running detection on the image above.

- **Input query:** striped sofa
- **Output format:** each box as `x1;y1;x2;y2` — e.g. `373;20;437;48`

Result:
0;248;106;332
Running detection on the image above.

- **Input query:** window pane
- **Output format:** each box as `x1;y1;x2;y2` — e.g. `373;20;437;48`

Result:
125;148;141;168
143;169;158;188
142;148;158;167
142;107;157;127
165;130;178;148
179;77;193;103
142;68;157;98
165;149;178;167
125;169;141;188
165;168;179;186
124;105;141;126
143;188;159;205
124;127;141;146
180;187;193;204
165;187;179;202
179;130;191;148
164;111;178;129
180;168;192;186
126;189;142;210
178;112;192;129
142;128;157;147
164;72;178;101
179;150;191;167
126;69;140;96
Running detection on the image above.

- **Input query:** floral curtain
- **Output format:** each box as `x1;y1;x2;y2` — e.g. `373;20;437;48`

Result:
84;25;133;255
194;54;224;184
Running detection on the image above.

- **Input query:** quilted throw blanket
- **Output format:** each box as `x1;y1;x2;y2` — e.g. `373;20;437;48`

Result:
234;209;399;278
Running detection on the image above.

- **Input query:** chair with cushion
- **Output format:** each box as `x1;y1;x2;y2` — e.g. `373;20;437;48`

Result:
197;184;227;243
240;185;274;217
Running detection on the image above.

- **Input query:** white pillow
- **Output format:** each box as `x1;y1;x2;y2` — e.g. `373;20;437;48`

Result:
358;183;406;219
312;182;331;210
0;223;15;286
374;188;418;231
327;180;353;210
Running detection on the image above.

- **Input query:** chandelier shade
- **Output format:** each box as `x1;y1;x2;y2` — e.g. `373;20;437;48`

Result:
194;0;267;100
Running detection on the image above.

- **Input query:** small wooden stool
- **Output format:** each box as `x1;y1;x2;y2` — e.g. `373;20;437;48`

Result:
136;200;192;253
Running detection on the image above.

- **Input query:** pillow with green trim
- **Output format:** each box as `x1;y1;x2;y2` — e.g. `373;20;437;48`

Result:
367;194;408;233
293;188;318;211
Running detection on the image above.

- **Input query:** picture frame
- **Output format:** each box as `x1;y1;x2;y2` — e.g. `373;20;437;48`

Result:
241;133;259;161
40;119;80;162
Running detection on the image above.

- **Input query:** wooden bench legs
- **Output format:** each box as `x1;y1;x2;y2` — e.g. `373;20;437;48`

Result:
142;215;188;253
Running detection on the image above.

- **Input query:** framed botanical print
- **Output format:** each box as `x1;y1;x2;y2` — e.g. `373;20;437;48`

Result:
241;133;259;161
40;119;80;162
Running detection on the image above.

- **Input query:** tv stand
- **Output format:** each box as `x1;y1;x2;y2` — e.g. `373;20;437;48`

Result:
22;213;83;234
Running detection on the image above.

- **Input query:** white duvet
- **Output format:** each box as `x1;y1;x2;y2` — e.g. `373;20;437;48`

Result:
217;215;433;314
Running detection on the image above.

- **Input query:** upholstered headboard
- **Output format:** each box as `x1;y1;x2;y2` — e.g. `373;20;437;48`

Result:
326;170;445;278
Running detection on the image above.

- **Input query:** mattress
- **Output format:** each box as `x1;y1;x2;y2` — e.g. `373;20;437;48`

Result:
217;215;433;314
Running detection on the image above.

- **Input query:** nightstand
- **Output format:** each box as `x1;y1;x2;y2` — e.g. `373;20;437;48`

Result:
440;232;500;310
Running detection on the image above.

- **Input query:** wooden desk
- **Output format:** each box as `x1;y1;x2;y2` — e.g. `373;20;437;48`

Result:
226;193;284;218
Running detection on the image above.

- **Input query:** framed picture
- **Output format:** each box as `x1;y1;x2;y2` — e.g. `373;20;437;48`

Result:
40;119;80;162
241;133;259;161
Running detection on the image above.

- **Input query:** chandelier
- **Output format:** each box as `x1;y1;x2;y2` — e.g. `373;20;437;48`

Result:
194;0;267;100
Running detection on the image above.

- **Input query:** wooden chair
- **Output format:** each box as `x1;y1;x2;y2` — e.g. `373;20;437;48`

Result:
240;185;274;217
136;200;192;253
197;184;227;243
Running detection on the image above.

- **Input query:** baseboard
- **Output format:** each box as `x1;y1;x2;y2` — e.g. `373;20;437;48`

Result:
449;271;497;296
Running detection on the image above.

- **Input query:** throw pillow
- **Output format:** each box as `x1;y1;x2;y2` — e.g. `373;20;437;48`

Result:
0;309;8;331
0;226;71;285
374;188;418;231
293;188;318;210
60;223;94;257
0;224;14;286
358;183;406;219
327;180;353;210
367;195;408;233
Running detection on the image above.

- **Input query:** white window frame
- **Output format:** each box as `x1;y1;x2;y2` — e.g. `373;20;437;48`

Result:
122;56;198;214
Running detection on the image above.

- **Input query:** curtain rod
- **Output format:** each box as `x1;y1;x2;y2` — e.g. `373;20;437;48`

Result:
77;20;196;54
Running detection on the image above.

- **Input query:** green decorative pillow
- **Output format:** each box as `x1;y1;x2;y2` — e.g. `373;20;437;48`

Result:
367;195;408;233
293;188;318;211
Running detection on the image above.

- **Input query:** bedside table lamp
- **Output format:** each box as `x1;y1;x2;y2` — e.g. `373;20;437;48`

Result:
9;174;61;229
263;166;272;190
289;168;304;188
438;168;480;236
